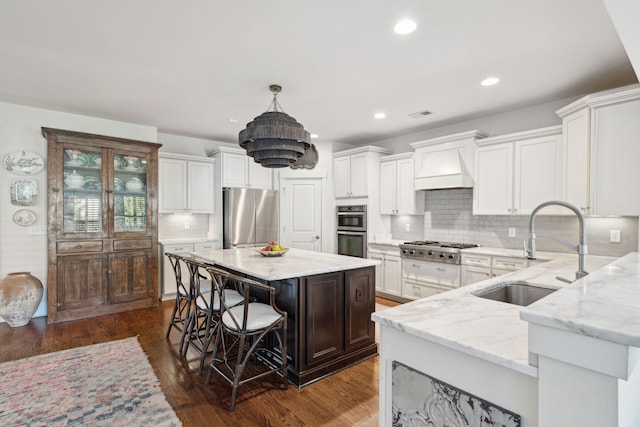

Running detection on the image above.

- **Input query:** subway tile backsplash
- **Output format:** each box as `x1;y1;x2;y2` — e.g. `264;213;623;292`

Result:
391;188;638;257
159;214;210;240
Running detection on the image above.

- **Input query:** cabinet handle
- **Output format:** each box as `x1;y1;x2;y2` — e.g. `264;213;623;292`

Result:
106;269;113;276
513;208;518;213
436;267;446;272
105;190;114;194
75;244;83;249
502;262;516;267
412;264;421;268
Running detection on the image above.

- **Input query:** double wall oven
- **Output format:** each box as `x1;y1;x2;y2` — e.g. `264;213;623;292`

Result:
336;205;367;258
400;240;479;299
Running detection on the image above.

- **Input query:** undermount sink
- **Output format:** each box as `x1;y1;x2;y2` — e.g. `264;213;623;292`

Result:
473;281;558;307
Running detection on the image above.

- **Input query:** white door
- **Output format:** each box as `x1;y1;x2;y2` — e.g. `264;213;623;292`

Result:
280;178;323;251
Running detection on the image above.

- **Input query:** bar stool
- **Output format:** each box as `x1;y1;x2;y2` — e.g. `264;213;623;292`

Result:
205;266;288;411
164;253;192;342
181;259;243;375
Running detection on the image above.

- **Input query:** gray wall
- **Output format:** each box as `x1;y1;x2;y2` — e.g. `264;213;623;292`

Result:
391;189;638;257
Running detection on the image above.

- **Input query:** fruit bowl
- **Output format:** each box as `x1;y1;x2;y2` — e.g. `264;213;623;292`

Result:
256;248;289;257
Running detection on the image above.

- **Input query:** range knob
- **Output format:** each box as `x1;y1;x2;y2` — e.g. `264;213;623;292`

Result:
448;254;454;260
439;253;445;258
427;250;433;256
410;250;416;255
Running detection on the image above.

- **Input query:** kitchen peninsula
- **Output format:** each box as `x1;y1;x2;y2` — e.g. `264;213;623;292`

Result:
191;247;379;387
373;253;640;426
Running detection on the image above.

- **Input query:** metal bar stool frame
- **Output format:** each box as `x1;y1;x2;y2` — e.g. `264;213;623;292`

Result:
205;266;288;411
164;253;193;346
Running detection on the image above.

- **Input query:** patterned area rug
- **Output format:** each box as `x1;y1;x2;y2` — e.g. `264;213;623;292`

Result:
0;337;180;426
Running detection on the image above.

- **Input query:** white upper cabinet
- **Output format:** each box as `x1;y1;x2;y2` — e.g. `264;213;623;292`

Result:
379;153;424;215
159;153;215;214
473;126;563;215
557;84;640;216
333;146;391;199
210;147;273;190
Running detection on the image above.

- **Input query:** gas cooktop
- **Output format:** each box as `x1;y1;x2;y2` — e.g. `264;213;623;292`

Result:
399;241;480;264
402;241;480;250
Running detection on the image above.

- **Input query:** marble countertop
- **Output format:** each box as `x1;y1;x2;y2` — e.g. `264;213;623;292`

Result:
368;239;406;247
159;237;214;244
372;253;616;377
190;247;379;281
521;252;640;348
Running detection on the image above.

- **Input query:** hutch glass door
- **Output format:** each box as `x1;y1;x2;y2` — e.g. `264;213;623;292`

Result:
63;148;103;233
113;153;148;233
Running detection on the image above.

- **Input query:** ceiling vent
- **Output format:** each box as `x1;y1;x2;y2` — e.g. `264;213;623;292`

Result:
408;110;432;118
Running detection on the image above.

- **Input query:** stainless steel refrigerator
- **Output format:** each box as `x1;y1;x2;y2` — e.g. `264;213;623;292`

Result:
222;188;279;248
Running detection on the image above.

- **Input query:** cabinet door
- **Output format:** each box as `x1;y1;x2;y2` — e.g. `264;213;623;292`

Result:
222;152;249;188
56;254;108;313
304;272;344;366
379;161;397;214
460;265;492;286
60;146;108;238
562;108;591;213
369;252;384;291
473;144;513;215
592;100;640;215
344;267;375;352
188;161;215;213
396;157;422;214
158;158;187;213
334;155;352;198
248;160;273;189
514;135;562;214
109;250;155;304
349;153;368;197
384;255;402;296
113;151;151;235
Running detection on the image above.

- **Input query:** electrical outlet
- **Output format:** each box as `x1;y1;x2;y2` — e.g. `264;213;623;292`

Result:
184;222;190;230
405;223;411;232
610;229;621;243
508;227;516;238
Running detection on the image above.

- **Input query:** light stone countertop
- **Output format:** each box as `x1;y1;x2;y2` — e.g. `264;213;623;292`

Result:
521;252;640;348
368;239;406;247
372;253;616;377
159;237;211;245
190;247;380;281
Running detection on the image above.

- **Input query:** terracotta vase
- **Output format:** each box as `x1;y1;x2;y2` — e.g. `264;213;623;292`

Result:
0;272;44;327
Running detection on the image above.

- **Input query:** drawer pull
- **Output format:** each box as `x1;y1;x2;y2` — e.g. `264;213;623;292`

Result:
436;267;446;272
174;247;185;251
75;245;83;249
412;264;421;268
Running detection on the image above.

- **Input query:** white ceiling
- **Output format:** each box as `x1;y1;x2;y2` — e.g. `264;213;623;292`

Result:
0;0;637;145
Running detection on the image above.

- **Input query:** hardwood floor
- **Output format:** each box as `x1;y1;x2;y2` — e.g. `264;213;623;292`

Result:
0;297;400;426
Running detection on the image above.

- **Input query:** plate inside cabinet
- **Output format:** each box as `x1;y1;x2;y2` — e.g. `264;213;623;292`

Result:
13;209;37;226
4;151;45;175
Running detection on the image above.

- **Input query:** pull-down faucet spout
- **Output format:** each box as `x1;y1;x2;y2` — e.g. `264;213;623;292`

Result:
526;200;588;282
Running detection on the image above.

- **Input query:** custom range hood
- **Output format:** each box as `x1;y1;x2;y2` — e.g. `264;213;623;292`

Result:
410;130;488;190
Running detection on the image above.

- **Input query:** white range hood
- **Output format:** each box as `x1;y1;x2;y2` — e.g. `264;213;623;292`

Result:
410;130;488;191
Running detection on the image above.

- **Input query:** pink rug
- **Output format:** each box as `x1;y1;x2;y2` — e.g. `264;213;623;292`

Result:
0;337;180;426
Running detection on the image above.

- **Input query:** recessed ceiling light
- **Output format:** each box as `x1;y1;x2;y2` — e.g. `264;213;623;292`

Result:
311;134;319;139
229;118;240;123
481;77;500;87
374;112;387;119
394;19;417;35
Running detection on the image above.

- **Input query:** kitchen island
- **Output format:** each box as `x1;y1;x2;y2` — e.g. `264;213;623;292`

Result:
191;247;379;387
373;253;640;426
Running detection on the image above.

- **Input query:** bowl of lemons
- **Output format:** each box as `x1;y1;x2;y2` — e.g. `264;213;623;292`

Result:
256;241;289;257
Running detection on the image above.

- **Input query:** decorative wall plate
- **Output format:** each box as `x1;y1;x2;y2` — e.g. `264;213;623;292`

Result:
290;144;318;169
10;179;38;206
13;209;37;226
3;151;44;175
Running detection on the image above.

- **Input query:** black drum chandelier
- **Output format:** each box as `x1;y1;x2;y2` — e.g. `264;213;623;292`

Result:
239;84;311;168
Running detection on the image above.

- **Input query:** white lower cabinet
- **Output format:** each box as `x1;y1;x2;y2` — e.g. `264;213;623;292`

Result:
461;252;531;286
159;243;193;300
368;244;402;298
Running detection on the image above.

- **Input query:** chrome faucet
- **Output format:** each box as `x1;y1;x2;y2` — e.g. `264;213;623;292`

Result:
525;200;588;282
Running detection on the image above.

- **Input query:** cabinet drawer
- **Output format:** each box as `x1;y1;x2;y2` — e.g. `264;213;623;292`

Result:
194;242;219;251
402;280;443;300
492;256;527;271
57;241;103;254
113;238;152;251
162;243;194;254
402;261;459;287
461;254;491;267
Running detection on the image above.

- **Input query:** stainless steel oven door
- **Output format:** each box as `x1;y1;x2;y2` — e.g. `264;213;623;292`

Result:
336;205;367;232
337;231;367;258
